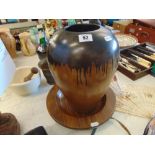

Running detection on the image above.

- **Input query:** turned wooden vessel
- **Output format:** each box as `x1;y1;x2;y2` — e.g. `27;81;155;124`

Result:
47;24;119;128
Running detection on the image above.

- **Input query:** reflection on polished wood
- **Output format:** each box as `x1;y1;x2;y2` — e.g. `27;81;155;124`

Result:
46;85;116;129
49;61;115;114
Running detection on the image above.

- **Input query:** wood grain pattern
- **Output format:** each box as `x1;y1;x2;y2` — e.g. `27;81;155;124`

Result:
47;24;119;127
49;61;116;114
46;85;116;129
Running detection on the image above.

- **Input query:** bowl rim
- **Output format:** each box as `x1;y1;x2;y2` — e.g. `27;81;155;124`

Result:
11;66;40;87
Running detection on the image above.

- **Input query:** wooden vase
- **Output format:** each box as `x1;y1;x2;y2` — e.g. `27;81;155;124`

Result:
47;24;119;128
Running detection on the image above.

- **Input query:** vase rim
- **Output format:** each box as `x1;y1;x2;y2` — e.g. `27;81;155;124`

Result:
65;24;101;33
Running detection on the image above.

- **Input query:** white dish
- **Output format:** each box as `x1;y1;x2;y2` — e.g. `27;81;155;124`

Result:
10;66;41;96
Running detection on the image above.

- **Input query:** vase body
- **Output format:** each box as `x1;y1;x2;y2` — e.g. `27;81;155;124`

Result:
47;24;119;115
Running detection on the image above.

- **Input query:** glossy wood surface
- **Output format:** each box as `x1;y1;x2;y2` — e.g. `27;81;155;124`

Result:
47;24;119;118
46;85;116;129
49;61;115;114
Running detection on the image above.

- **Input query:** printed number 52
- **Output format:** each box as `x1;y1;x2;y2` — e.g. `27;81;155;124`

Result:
83;35;88;40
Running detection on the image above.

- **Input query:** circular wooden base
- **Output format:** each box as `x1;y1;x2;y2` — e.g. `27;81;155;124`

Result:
46;85;116;129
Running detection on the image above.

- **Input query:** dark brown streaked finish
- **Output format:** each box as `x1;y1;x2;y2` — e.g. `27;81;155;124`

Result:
47;24;119;128
49;60;114;114
47;85;116;129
